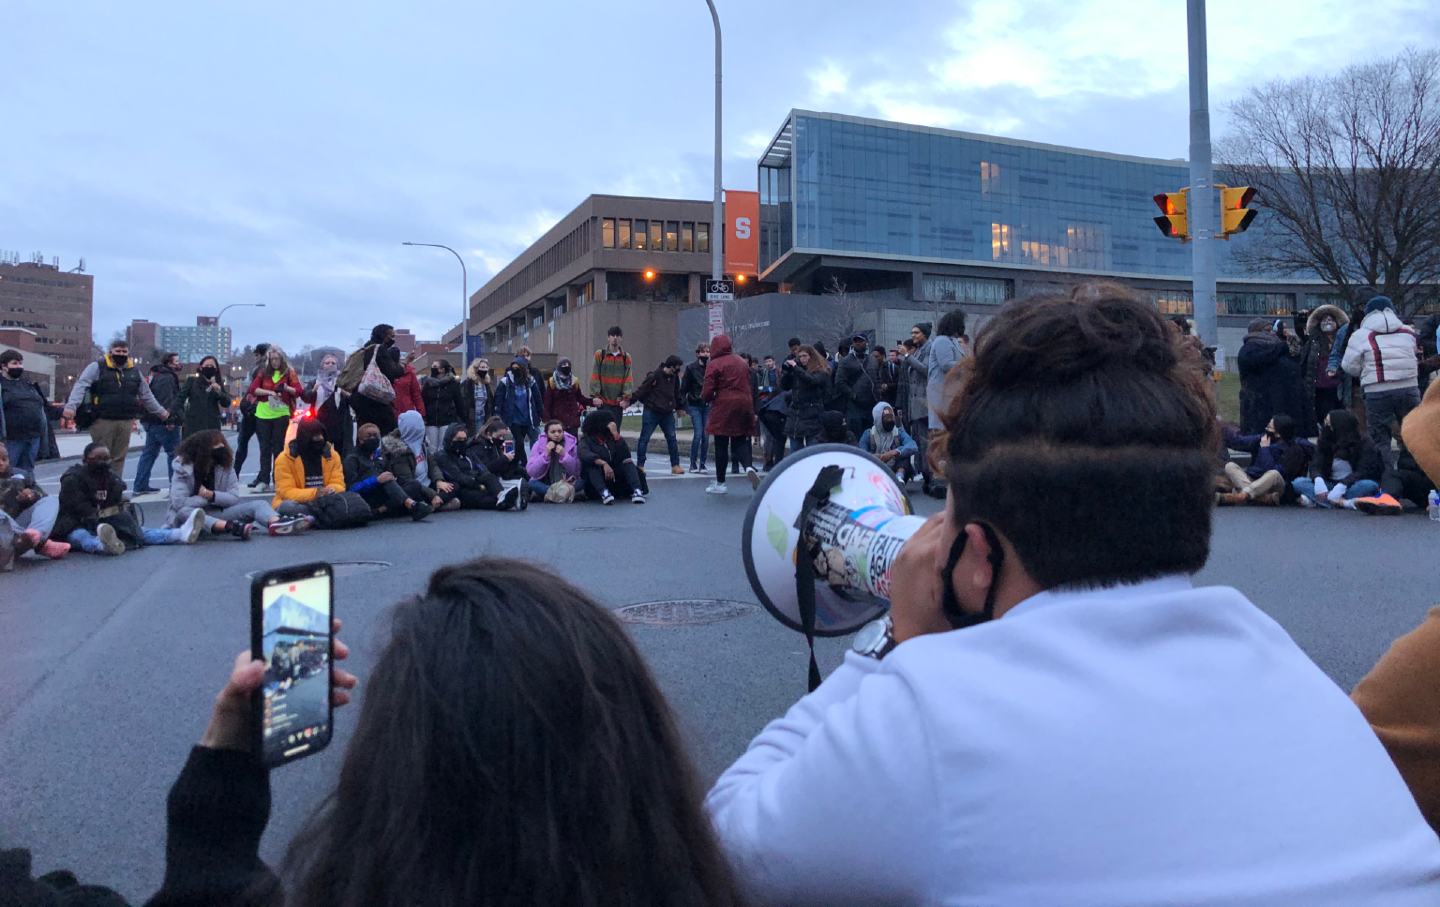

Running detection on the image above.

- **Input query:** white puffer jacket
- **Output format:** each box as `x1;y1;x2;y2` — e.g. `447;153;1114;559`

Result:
1342;309;1419;392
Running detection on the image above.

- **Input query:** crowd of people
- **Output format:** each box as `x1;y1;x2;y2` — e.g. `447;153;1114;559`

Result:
10;282;1440;905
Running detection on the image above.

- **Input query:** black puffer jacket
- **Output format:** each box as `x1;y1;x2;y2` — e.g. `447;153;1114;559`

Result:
144;364;182;426
54;463;126;539
680;359;708;408
466;434;524;479
434;423;492;489
421;374;466;428
782;364;830;439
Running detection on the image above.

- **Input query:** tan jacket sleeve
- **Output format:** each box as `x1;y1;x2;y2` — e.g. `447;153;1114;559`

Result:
1400;378;1440;487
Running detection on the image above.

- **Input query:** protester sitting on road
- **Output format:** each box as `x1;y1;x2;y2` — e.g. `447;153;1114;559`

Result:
635;355;685;475
246;344;303;492
343;423;433;520
433;422;509;510
818;409;855;445
706;284;1440;905
382;410;454;511
578;409;645;505
55;443;204;555
526;419;581;503
542;357;587;437
421;359;466;452
1293;409;1384;508
467;416;527;483
461;358;495;435
0;444;68;569
302;353;351;458
271;419;346;519
142;558;739;906
167;430;311;541
1219;414;1313;505
176;355;228;439
858;401;919;478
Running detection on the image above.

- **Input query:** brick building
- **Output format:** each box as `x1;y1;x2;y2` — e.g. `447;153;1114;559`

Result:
0;256;94;401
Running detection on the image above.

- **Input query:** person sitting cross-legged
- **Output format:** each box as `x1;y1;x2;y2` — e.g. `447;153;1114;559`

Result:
858;402;919;479
1292;410;1383;509
1219;414;1313;506
56;443;205;555
0;444;68;570
166;430;312;541
526;418;581;503
271;419;347;520
433;422;509;511
578;409;645;505
343;422;434;520
383;410;457;513
465;418;528;512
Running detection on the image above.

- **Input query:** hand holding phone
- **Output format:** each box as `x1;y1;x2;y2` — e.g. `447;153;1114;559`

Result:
250;562;341;767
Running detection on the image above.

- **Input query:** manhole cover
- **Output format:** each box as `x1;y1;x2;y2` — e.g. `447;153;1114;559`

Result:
245;560;391;580
614;599;757;626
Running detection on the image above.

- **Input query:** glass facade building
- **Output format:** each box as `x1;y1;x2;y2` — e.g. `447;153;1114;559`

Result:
758;110;1284;286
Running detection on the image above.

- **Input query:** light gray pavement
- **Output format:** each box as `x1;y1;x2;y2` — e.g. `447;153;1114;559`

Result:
4;440;1439;900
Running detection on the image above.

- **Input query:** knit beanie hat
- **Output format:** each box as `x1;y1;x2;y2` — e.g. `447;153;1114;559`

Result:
1365;295;1395;315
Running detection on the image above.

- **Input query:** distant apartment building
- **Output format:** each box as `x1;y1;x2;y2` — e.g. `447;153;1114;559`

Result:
127;316;234;364
0;254;94;401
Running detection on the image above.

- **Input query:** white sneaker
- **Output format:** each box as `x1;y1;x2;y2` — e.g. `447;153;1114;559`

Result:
96;522;126;556
601;491;615;505
705;482;728;495
1297;495;1316;508
631;491;646;504
499;485;522;511
180;508;205;544
1313;477;1329;497
746;466;760;489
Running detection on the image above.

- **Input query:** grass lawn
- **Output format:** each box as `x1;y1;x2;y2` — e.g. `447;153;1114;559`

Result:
1214;372;1240;425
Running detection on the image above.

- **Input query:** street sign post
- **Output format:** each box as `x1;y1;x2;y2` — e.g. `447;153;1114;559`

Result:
705;279;733;340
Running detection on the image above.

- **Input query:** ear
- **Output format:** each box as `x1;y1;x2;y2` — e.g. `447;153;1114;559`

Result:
937;522;998;614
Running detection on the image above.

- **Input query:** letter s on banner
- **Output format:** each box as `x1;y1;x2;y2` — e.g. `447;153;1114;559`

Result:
724;190;760;276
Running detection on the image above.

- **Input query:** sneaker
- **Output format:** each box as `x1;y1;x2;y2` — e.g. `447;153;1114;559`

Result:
746;466;760;489
1253;492;1281;507
1313;477;1330;497
228;520;254;541
1297;494;1316;508
38;539;70;559
631;491;646;504
601;491;615;505
131;486;159;495
96;522;126;555
689;466;704;474
671;465;685;475
705;482;728;495
1353;493;1403;515
16;528;42;555
247;479;265;490
498;485;521;511
1214;492;1250;507
267;516;306;536
179;509;206;543
409;500;434;521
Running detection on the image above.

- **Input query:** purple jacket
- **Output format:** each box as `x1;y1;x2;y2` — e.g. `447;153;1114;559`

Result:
526;432;580;481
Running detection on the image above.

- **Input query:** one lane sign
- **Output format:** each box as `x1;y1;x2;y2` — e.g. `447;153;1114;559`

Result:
705;279;734;302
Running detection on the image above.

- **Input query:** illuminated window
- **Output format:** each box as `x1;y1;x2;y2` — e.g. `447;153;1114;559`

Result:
980;161;1000;193
602;218;616;248
697;222;711;254
617;219;631;249
682;222;695;252
665;221;680;252
633;219;648;250
649;221;663;251
990;223;1012;260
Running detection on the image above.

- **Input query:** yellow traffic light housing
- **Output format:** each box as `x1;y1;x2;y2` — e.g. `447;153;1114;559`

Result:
1152;190;1189;242
1219;185;1258;238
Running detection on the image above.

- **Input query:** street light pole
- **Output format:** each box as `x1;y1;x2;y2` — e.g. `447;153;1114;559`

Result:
214;303;265;359
706;0;722;284
403;242;470;375
1187;0;1217;349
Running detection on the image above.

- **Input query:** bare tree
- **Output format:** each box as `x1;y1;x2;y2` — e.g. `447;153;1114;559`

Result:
1220;48;1440;316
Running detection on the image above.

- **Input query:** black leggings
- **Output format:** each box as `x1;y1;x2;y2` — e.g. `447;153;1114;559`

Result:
254;417;288;483
714;435;752;484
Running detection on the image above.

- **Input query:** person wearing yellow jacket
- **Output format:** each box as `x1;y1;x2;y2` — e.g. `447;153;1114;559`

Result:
271;418;345;519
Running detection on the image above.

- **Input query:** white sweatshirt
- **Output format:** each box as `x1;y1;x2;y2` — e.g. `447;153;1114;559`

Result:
707;577;1440;906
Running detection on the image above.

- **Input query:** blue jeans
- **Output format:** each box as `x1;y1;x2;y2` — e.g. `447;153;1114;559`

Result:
4;437;42;474
133;423;180;489
686;404;710;468
637;409;679;467
1292;477;1381;504
68;525;180;553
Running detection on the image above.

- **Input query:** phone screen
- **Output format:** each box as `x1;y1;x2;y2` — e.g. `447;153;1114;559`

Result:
252;563;333;767
504;439;515;455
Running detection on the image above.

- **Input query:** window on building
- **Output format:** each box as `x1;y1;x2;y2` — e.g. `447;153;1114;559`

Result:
681;222;695;252
602;218;616;248
697;222;710;253
990;223;1012;260
922;275;1010;305
665;221;680;252
650;220;663;251
617;219;632;249
633;219;648;250
980;161;1000;194
1217;292;1295;316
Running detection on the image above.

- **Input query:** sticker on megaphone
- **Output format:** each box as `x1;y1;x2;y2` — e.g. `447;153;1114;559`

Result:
742;444;926;636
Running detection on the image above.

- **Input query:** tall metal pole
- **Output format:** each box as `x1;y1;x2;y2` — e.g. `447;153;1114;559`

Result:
402;242;469;375
706;0;723;283
214;303;265;359
1188;0;1217;349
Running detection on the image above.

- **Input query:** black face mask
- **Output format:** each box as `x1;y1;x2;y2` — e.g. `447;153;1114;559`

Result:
478;370;489;378
558;366;571;374
384;338;395;347
211;446;233;466
5;367;22;379
940;522;1005;630
201;367;219;379
448;440;468;454
88;460;112;475
359;437;380;454
882;419;895;431
698;355;709;363
111;354;128;367
431;366;440;377
308;439;327;454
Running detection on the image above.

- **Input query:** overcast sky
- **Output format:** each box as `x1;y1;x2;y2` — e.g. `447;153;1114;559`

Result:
5;0;1435;354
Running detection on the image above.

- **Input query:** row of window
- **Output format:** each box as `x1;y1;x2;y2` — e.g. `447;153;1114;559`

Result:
601;218;711;254
921;275;1011;304
1146;291;1300;317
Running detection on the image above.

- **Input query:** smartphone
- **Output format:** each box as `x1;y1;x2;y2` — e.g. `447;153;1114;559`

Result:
504;439;515;455
251;562;334;768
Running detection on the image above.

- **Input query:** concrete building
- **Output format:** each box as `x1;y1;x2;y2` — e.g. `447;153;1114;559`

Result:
126;316;233;364
0;327;59;398
443;195;716;377
0;255;94;401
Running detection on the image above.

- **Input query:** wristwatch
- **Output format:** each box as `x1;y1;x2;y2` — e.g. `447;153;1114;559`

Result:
852;614;897;660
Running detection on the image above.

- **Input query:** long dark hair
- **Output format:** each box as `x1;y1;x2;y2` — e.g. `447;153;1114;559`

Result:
176;429;231;489
1317;409;1364;477
283;558;743;907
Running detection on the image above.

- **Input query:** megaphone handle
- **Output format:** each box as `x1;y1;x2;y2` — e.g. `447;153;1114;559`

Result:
795;465;844;692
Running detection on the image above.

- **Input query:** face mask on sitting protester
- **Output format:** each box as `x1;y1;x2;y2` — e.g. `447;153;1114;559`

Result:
882;415;895;432
359;437;380;455
449;436;468;454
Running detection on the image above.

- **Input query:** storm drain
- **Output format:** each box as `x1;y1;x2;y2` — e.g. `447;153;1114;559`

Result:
614;599;757;626
245;560;391;581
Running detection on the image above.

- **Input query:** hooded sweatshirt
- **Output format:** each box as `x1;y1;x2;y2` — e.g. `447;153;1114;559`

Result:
858;402;919;458
1343;307;1419;392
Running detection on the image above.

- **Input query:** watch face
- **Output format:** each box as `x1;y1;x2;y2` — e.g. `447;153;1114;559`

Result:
853;619;887;654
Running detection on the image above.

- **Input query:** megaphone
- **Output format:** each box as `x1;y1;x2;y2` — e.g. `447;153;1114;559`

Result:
742;444;927;637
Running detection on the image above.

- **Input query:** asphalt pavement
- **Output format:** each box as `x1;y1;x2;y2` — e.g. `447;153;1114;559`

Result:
4;437;1439;901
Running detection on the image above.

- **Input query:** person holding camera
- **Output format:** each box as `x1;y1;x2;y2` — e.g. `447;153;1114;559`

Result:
781;345;829;451
706;285;1440;905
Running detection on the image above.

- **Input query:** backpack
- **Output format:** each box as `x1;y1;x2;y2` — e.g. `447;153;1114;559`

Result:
308;491;373;529
338;347;370;394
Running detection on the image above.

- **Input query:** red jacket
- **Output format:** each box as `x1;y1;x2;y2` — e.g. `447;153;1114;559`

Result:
391;366;426;418
544;380;589;435
246;368;302;413
701;335;755;437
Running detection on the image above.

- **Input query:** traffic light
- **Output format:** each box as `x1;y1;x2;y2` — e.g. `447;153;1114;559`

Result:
1153;190;1189;241
1220;186;1258;238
